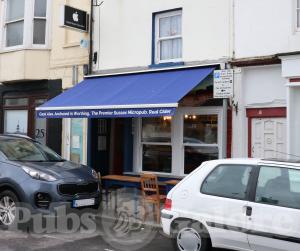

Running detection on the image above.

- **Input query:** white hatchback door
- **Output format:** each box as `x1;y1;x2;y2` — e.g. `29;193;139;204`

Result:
247;165;300;251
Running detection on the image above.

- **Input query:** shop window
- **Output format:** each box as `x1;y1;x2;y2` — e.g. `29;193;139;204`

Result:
154;10;182;64
70;118;84;164
4;110;28;135
4;98;28;106
184;114;219;174
3;96;48;144
142;117;172;173
5;0;25;47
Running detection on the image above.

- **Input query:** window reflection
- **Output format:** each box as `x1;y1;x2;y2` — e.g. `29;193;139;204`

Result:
184;146;218;174
143;145;172;173
184;115;217;144
184;114;219;174
142;117;171;143
142;117;172;173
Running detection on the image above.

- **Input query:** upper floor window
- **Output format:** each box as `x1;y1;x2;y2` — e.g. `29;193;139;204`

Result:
5;0;25;47
297;0;300;29
33;0;47;44
154;10;182;64
2;0;48;49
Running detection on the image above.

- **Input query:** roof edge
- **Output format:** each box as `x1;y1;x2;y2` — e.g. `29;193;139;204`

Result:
85;62;221;79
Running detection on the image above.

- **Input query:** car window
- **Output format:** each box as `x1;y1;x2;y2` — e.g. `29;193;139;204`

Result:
255;166;300;209
201;165;253;200
0;138;63;162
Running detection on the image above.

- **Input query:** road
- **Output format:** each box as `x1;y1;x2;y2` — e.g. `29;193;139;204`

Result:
0;229;228;251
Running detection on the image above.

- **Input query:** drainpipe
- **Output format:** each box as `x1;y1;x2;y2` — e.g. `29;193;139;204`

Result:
89;1;94;75
221;64;228;159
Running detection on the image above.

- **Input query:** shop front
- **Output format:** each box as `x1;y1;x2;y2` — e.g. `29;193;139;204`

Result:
0;80;62;154
36;66;229;177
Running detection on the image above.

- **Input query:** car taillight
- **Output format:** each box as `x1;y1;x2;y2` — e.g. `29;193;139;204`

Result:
164;198;172;210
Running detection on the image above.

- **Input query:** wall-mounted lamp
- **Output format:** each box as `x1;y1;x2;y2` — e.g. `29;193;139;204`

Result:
231;99;238;115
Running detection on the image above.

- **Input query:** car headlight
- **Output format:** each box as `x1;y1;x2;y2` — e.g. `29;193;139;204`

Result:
22;166;57;182
92;169;99;180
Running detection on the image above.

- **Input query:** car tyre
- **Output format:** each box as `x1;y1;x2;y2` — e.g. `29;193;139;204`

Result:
0;190;19;229
172;220;211;251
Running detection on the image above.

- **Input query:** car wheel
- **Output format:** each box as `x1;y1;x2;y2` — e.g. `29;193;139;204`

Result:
172;220;211;251
0;190;19;227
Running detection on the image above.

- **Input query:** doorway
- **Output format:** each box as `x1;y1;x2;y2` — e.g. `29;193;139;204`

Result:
251;117;286;159
90;119;111;175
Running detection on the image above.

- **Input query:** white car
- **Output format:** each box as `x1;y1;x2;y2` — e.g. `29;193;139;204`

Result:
161;158;300;251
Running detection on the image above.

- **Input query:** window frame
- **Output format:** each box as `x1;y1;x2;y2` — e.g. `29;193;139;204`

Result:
140;117;173;174
3;94;49;141
32;0;48;46
200;164;256;201
297;0;300;31
253;165;300;210
2;0;25;49
133;106;224;176
154;9;183;64
0;0;51;51
183;113;219;174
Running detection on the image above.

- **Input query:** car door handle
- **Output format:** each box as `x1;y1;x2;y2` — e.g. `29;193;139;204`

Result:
246;206;252;216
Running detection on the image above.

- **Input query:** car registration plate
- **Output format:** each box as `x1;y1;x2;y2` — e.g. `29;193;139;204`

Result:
72;198;95;208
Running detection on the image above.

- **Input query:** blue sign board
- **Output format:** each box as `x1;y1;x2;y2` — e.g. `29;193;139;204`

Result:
36;107;176;119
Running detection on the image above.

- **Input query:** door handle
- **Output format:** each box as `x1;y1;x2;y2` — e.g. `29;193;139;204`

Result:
246;206;252;216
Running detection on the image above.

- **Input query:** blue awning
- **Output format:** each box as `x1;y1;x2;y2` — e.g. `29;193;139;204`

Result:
36;67;214;118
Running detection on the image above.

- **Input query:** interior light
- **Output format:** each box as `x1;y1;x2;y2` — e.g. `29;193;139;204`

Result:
163;116;172;121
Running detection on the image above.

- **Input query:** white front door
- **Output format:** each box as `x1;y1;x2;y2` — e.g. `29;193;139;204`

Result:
251;118;286;159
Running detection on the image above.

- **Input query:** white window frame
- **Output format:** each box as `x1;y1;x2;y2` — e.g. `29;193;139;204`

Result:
1;0;26;50
297;0;300;31
133;106;223;177
31;0;51;48
155;10;183;64
0;0;51;52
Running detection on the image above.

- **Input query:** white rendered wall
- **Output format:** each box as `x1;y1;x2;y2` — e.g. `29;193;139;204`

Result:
243;65;286;106
93;0;233;71
232;65;286;157
288;86;300;159
235;0;300;58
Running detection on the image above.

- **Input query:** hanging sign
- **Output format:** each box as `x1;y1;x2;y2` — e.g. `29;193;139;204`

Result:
60;5;89;32
213;69;234;98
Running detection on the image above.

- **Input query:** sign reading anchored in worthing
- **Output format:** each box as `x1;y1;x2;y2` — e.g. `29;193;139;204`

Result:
213;69;234;98
60;5;88;32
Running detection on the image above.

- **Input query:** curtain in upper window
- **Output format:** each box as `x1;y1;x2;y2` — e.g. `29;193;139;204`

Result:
156;11;182;63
